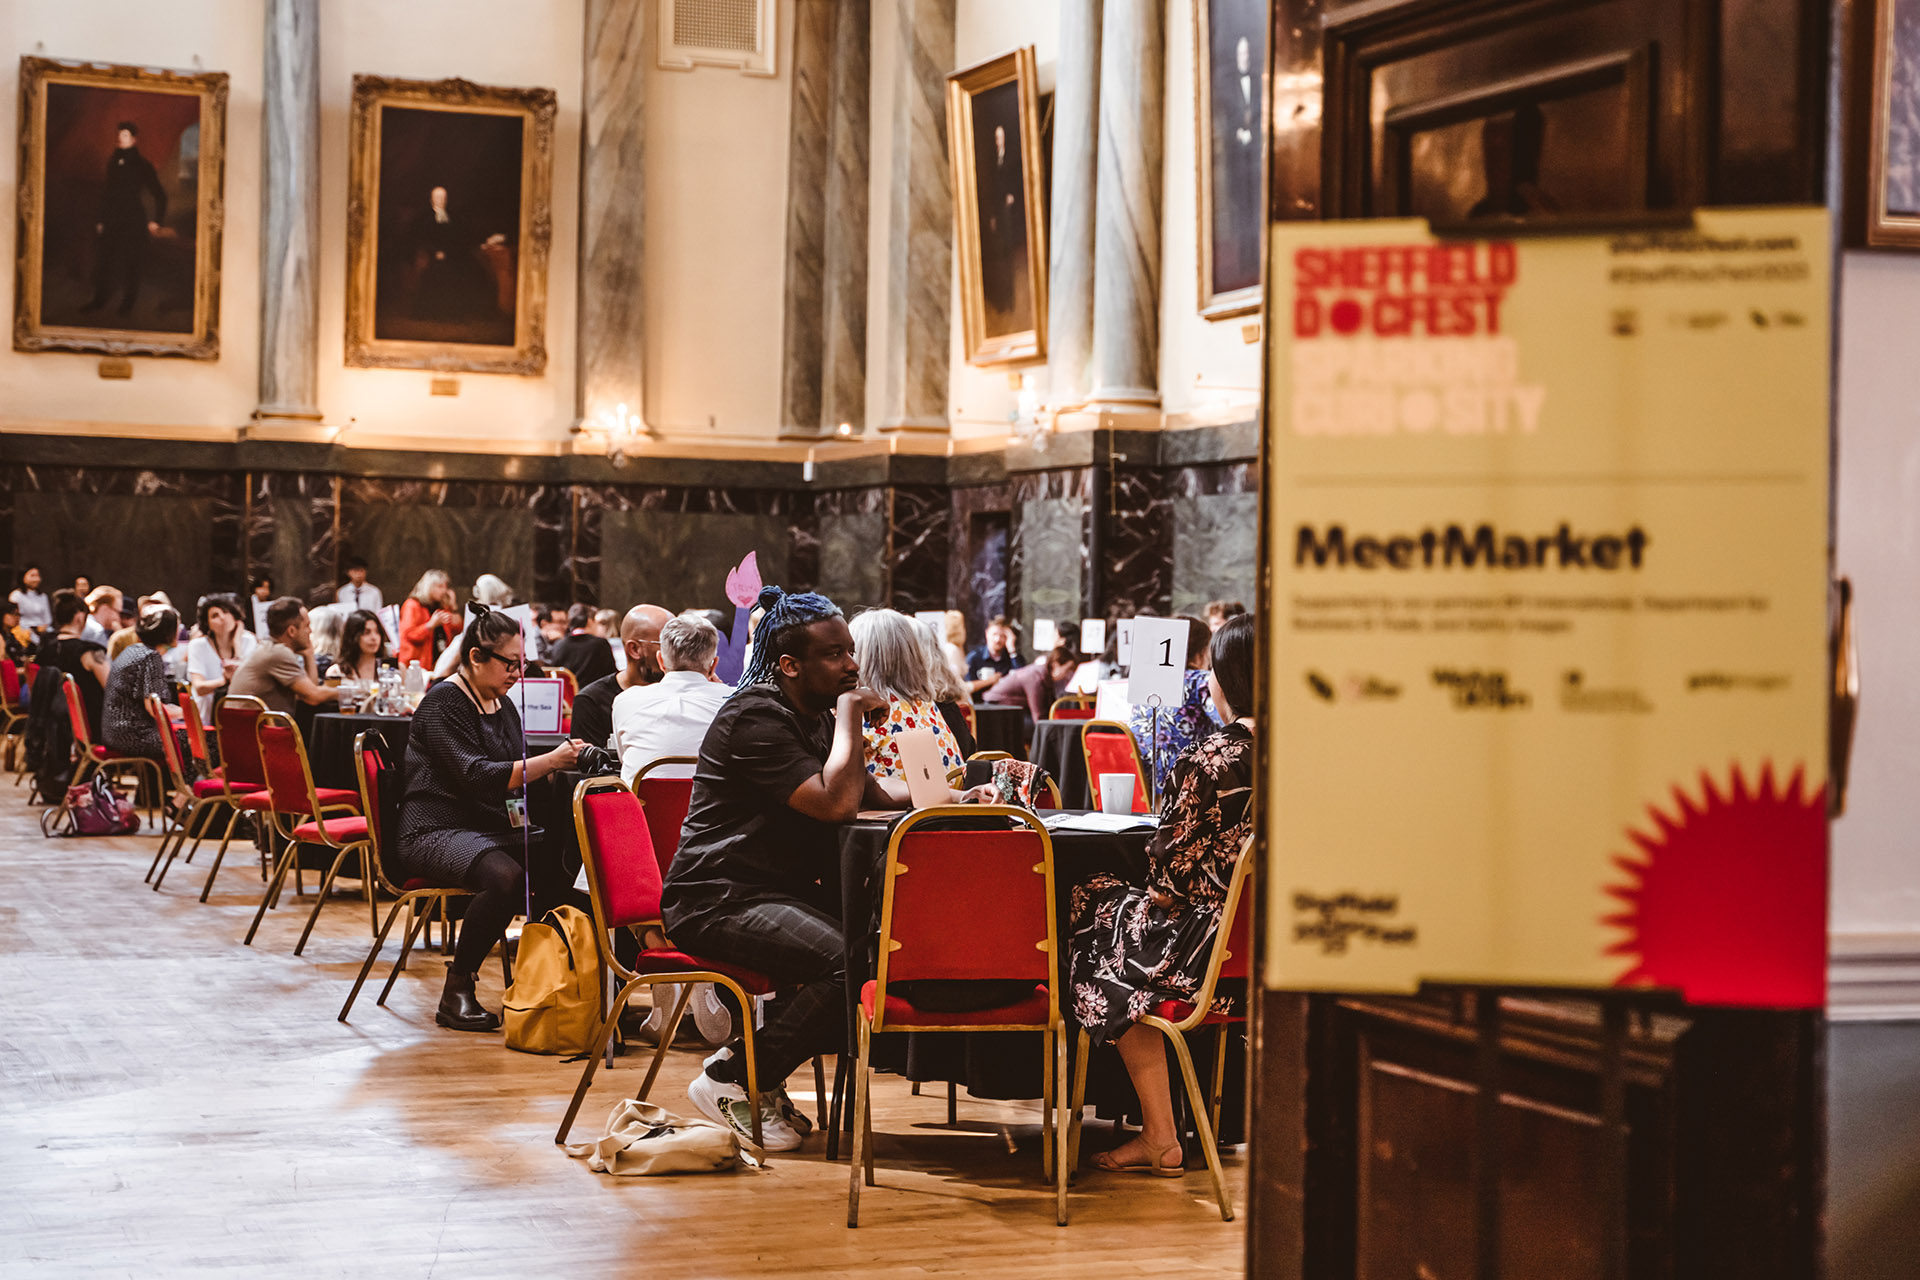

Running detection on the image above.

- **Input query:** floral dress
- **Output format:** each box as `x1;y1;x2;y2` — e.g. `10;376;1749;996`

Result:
1067;720;1253;1046
1129;667;1219;798
861;696;966;780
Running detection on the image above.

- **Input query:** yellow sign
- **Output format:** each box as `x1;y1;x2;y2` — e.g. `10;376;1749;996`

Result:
1261;209;1830;1008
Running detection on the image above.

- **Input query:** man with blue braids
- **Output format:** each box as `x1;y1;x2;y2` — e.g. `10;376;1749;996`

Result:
662;585;988;1149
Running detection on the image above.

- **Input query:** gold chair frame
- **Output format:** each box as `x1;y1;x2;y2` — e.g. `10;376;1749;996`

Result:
1065;837;1254;1221
1078;718;1152;812
192;695;271;902
242;711;369;953
847;804;1069;1227
555;775;827;1154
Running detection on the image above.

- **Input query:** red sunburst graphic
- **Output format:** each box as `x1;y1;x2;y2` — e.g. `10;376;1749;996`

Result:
1603;762;1827;1008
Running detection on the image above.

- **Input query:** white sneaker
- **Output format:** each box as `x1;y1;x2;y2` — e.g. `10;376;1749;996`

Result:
702;1047;813;1137
687;1068;804;1152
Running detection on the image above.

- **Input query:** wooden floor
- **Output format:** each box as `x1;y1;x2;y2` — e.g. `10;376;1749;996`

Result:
0;788;1246;1278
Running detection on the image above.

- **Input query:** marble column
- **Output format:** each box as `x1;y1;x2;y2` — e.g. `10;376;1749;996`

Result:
875;0;955;435
1048;0;1101;405
254;0;321;423
578;0;648;431
1088;0;1165;410
779;0;870;439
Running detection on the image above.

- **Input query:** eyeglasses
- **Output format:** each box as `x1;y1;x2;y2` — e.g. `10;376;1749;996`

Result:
474;648;524;672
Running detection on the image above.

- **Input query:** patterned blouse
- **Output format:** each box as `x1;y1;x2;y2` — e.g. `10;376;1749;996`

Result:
1129;667;1218;798
861;696;966;780
101;643;170;760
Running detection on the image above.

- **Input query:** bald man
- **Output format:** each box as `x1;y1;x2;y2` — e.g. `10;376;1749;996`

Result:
570;602;672;751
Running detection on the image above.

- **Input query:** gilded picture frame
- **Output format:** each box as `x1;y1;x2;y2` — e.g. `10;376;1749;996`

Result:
344;74;555;374
13;56;227;359
1861;0;1920;247
947;48;1048;366
1195;0;1267;319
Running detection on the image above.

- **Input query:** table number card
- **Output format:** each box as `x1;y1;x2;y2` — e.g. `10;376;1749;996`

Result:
1115;618;1135;667
1079;618;1106;656
1032;618;1058;653
1127;616;1191;708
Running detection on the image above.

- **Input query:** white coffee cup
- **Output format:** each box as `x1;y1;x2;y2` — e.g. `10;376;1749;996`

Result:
1098;773;1136;815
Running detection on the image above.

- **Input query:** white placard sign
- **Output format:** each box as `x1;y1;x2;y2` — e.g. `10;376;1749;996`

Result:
378;604;402;652
1115;618;1135;666
913;610;947;634
1079;618;1106;656
1032;618;1058;653
1094;678;1132;723
509;676;565;735
1126;616;1191;708
501;603;537;656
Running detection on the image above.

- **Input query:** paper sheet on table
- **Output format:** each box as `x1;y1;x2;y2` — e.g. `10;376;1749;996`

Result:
501;603;537;655
1040;811;1159;834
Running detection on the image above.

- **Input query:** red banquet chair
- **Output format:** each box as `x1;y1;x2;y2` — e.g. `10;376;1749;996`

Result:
1048;694;1097;721
554;776;826;1154
954;699;977;740
56;673;166;830
629;755;698;880
192;696;278;902
0;659;26;774
846;805;1069;1227
243;712;369;952
143;694;208;884
1079;719;1152;814
1066;836;1253;1222
338;732;508;1022
151;696;268;892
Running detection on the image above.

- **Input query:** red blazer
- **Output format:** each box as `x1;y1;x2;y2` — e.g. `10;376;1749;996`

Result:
397;597;455;668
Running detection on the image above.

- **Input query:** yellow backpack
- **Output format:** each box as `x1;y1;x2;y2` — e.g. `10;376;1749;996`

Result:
503;905;603;1055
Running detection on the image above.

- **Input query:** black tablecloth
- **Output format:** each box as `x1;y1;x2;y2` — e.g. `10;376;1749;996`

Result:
308;712;564;791
970;704;1028;758
1029;720;1093;809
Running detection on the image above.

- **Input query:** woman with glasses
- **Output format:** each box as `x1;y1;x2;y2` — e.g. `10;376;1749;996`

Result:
399;603;585;1032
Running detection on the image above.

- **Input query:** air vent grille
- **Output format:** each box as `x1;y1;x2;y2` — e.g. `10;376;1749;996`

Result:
659;0;778;77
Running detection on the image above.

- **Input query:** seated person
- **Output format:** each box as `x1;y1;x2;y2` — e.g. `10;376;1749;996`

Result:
546;603;619;688
661;586;987;1151
185;593;258;723
3;599;33;665
323;608;396;684
1129;615;1217;798
610;612;730;784
917;620;978;756
1066;613;1255;1176
572;603;670;752
982;644;1080;735
41;589;108;738
963;614;1020;697
101;607;183;767
82;586;122;645
228;597;344;718
400;604;585;1031
846;608;964;780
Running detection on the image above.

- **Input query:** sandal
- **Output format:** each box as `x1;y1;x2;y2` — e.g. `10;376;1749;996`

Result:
1092;1140;1184;1178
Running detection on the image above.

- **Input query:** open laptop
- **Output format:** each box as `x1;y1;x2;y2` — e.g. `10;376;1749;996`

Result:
894;728;953;809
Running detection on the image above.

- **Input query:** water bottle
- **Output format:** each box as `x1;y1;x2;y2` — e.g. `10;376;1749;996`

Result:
403;660;427;711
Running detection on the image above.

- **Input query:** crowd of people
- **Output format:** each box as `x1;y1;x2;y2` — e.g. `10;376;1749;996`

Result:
8;556;1256;1171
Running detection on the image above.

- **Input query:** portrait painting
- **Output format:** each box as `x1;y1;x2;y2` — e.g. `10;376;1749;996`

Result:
345;75;555;374
1860;0;1920;246
14;56;227;358
1196;0;1266;318
948;49;1048;366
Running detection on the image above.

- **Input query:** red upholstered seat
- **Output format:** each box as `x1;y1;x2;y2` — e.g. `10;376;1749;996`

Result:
234;792;277;810
635;948;776;996
1150;998;1237;1026
860;980;1052;1028
238;786;357;811
291;815;369;843
400;877;443;892
90;744;112;759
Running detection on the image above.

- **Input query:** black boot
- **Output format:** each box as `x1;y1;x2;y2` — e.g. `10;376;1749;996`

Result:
436;963;501;1032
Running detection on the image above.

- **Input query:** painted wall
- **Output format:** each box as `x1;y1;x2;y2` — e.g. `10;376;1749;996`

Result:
940;0;1263;438
0;0;265;433
316;0;582;450
1832;250;1920;944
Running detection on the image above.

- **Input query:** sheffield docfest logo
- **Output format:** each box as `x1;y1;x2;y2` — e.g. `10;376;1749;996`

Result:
1289;241;1547;437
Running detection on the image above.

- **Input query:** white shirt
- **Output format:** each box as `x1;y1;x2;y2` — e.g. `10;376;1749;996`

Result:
609;669;732;785
185;629;259;721
10;589;50;632
335;582;385;614
81;618;109;644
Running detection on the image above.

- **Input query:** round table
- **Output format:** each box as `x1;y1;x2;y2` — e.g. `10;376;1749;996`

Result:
1028;720;1094;809
970;704;1028;758
307;711;564;791
830;810;1244;1149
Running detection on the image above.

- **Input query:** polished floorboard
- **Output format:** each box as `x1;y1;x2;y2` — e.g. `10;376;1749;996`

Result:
0;792;1245;1278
